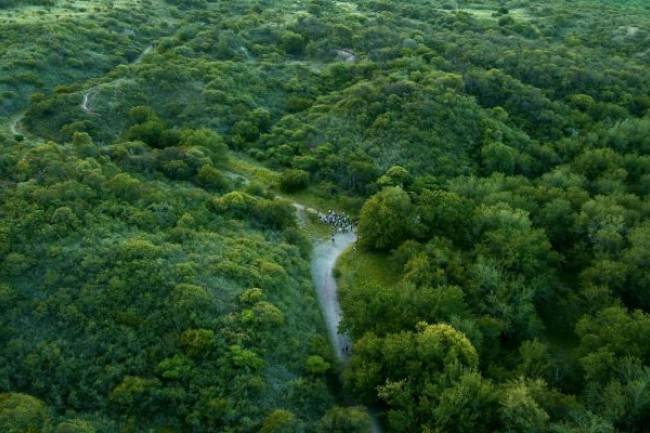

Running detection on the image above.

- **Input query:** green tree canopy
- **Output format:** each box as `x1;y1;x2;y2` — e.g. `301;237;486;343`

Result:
358;186;413;251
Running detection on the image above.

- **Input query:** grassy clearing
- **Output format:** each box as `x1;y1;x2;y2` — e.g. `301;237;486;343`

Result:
336;247;400;292
286;188;364;216
0;0;148;23
334;1;358;13
434;7;531;22
226;154;360;241
228;154;281;186
227;153;363;215
302;211;333;240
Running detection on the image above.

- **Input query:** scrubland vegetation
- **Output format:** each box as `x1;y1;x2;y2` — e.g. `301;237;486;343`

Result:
1;0;650;432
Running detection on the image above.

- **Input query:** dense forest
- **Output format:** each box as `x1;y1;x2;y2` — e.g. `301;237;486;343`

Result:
1;0;650;432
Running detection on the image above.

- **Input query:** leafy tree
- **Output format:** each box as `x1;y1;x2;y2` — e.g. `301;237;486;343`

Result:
260;409;301;433
434;372;500;433
499;379;550;433
181;128;227;161
109;376;160;411
305;355;330;376
345;323;478;431
358;187;412;251
377;165;412;188
197;165;229;192
412;189;472;244
125;106;167;147
516;340;554;381
623;223;650;309
576;306;650;383
481;142;518;175
0;393;49;433
316;407;370;433
280;31;306;56
180;328;215;357
279;169;310;192
55;420;95;433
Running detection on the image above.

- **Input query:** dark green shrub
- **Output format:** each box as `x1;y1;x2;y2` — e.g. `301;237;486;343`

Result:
196;165;229;191
279;169;310;193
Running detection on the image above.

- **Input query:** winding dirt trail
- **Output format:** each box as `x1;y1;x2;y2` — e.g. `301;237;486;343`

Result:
9;112;23;136
81;92;93;113
81;44;153;113
7;111;39;142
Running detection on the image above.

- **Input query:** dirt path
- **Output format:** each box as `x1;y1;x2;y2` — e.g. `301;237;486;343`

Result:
81;44;153;113
9;112;23;136
81;92;93;113
6;111;40;143
308;219;382;433
311;231;356;360
134;44;153;64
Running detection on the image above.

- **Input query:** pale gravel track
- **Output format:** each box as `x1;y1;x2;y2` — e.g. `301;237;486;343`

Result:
308;222;382;433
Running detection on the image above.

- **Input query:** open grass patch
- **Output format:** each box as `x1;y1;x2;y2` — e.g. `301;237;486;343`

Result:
336;247;400;292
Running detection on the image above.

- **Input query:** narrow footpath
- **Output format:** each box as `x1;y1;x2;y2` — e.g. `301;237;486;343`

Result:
311;231;356;361
81;44;153;113
9;113;22;136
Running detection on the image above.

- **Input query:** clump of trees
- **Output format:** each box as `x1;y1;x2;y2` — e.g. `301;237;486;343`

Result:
358;186;412;250
0;131;345;431
343;140;650;430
